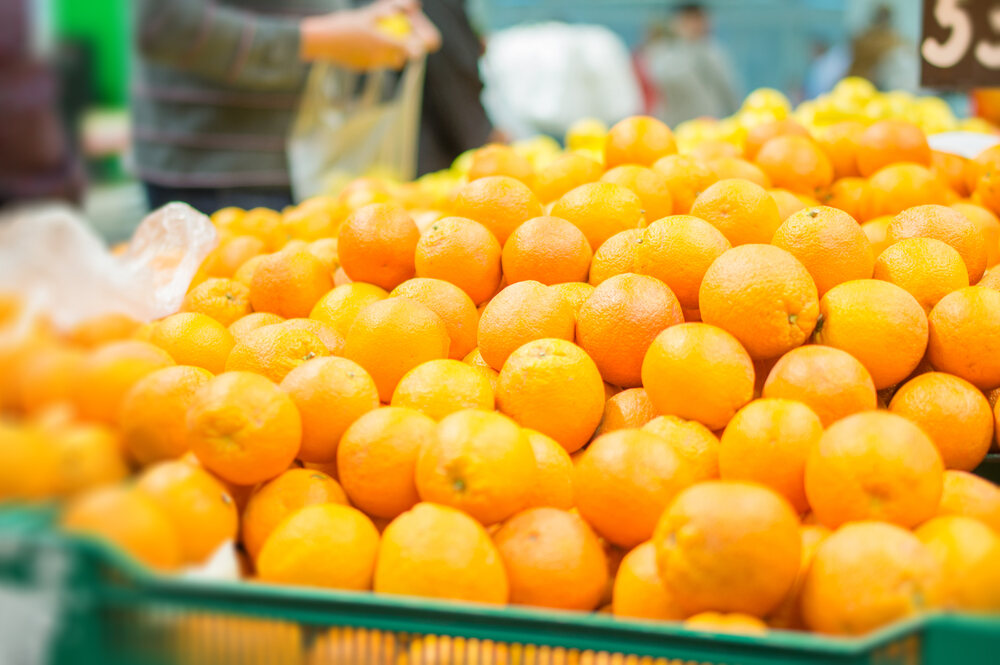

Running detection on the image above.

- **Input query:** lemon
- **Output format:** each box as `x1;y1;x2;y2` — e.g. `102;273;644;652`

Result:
375;14;412;38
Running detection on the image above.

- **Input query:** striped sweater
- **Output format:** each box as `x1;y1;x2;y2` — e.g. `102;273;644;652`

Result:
132;0;345;189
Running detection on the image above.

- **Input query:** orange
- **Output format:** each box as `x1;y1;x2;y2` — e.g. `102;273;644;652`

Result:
414;216;503;305
249;249;333;319
856;120;931;177
501;216;592;286
231;207;287;250
17;345;85;413
916;515;1000;611
181;278;252;327
820;177;871;221
533;152;603;203
309;282;388;340
48;422;128;496
927;286;1000;389
707;156;772;188
801;521;943;635
452;176;543;245
684;612;769;636
719;399;823;513
337;406;436;519
66;313;142;348
754;135;834;196
595;388;656;435
744;118;810;160
390;359;494;420
981;265;1000;291
550;281;594;316
887;204;988;283
232;254;269;287
976;160;1000;214
225;323;328;383
62;485;181;571
577;273;682;387
522;429;573;510
280;318;343;355
337;203;419;290
551;182;644;251
203;235;266;278
241;467;348;561
642;415;720;482
612;541;685;620
494;507;608;611
699;244;819;360
343;297;450;402
953;201;1000;267
642;323;754;431
279;356;379;463
873;238;970;313
652;154;716;214
771;206;874;296
687;139;741;162
604;115;676;167
496;338;605;453
227;312;284;344
416;410;534;525
770;188;810;220
149;312;234;374
932;150;971;196
477;281;575;370
186;371;301;485
466;143;534;185
653;481;801;616
866;163;950;218
375;503;509;604
599;165;674;222
74;340;175;423
257;503;379;590
0;423;58;500
768;524;832;630
968;144;1000;193
307;237;340;273
333;266;351;286
816;121;864;179
762;345;877;427
861;215;894;255
120;365;214;466
804;411;944;529
937;470;1000;533
588;229;643;286
574;429;693;548
390;278;479;360
814;279;928;389
461;347;500;394
889;372;993;471
281;196;345;241
636;215;731;309
135;460;238;564
689;178;782;246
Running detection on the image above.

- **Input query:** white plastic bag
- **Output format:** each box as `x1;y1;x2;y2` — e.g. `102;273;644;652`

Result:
0;202;217;331
288;59;426;201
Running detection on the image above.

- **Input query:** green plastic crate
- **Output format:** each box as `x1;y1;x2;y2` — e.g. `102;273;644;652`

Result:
2;458;1000;665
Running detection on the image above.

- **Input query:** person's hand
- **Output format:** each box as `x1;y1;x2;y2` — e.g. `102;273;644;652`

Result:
301;0;440;70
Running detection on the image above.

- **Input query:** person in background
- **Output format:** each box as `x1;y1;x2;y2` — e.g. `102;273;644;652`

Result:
132;0;438;213
416;0;494;175
847;4;916;92
803;39;850;100
640;3;741;128
0;0;84;208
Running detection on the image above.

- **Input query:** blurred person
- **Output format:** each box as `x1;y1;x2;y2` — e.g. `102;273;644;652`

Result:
416;0;494;175
640;3;741;127
133;0;439;213
848;4;916;92
0;0;85;208
803;39;849;100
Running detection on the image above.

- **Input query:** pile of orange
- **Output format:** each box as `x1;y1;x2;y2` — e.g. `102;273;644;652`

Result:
3;114;1000;640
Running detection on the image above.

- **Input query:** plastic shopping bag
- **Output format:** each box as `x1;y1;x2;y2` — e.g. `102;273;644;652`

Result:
0;202;217;332
288;59;426;202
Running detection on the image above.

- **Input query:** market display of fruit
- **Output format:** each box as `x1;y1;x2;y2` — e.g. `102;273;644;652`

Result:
2;81;1000;645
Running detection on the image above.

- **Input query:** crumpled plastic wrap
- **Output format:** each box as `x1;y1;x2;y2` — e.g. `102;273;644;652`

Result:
0;202;217;331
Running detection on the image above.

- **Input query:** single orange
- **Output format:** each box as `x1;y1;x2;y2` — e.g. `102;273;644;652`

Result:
181;278;252;327
150;312;234;374
496;338;605;454
337;203;419;290
225;323;328;383
309;282;388;340
501;216;593;285
74;341;175;423
927;286;1000;390
652;154;716;214
916;515;1000;611
887;204;988;283
874;238;970;313
816;121;865;179
804;411;944;529
689;178;782;246
551;182;644;251
636;215;731;309
936;470;1000;533
249;249;333;318
452;176;543;245
522;429;573;510
202;235;266;278
588;229;643;286
932;150;971;196
856;120;931;177
466;143;534;185
820;177;871;221
414;216;503;305
612;541;686;621
533;152;603;203
600;165;674;222
604;115;677;167
390;359;494;420
477;281;575;370
865;163;950;218
707;157;772;188
754;135;834;196
953;201;1000;267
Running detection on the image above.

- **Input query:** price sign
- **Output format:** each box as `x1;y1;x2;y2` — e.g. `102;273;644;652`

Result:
921;0;1000;87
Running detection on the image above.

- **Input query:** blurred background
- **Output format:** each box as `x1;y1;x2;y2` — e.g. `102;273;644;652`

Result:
3;0;997;241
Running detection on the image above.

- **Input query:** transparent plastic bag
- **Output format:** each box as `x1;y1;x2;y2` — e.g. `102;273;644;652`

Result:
287;58;426;201
0;202;217;331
